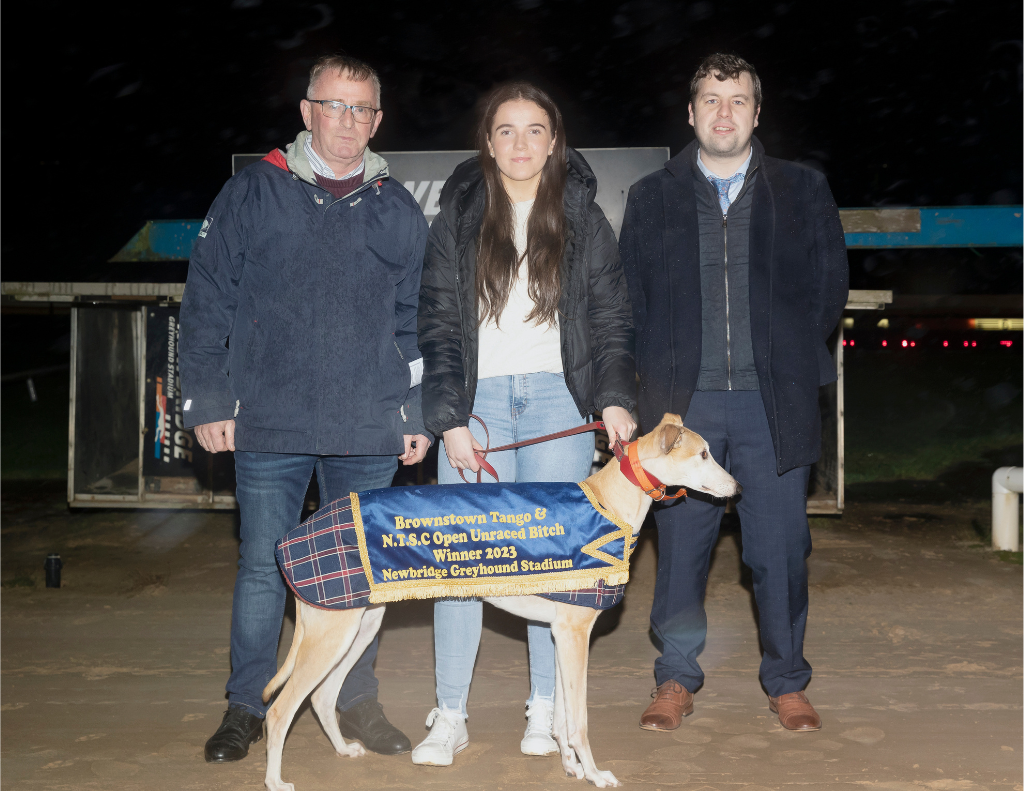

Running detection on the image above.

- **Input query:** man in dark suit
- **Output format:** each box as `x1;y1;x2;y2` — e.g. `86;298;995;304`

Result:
619;53;849;732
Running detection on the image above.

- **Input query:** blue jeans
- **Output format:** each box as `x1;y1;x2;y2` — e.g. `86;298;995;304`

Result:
434;373;594;717
650;390;813;697
228;452;398;717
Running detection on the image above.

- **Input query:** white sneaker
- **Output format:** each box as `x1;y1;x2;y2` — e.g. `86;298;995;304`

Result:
411;708;468;766
520;700;558;756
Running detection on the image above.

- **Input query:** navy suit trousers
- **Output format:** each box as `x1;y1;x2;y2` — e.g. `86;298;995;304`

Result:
650;389;813;697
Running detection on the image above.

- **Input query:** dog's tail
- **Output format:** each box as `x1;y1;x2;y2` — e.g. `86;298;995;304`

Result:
262;604;304;703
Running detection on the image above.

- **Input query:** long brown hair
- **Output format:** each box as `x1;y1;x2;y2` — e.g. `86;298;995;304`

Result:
475;82;567;328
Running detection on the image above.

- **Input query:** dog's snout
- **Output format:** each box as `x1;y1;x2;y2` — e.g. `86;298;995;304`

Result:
733;482;743;495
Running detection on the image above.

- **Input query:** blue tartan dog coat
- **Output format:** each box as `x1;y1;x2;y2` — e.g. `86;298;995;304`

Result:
276;495;624;611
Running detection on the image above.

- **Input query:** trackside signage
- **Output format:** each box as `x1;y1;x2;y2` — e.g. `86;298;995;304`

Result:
233;148;669;238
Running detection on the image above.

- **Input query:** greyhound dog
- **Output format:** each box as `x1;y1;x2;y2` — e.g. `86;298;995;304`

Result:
261;413;741;790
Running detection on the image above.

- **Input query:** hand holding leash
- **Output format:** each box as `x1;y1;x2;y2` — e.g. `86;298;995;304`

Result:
442;426;485;473
600;405;636;447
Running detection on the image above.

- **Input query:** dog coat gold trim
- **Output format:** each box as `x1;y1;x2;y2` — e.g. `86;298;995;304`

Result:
350;481;634;603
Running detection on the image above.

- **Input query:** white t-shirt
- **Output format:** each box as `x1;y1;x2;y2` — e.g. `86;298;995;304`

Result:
477;199;564;380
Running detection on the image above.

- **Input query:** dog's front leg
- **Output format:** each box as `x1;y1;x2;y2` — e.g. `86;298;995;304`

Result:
551;605;619;788
553;655;583;779
311;604;385;758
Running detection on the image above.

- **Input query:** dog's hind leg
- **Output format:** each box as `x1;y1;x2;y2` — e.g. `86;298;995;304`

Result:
264;602;305;704
310;604;385;757
551;604;619;788
264;606;365;791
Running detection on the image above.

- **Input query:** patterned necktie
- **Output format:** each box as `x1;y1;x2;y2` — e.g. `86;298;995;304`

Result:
708;173;745;215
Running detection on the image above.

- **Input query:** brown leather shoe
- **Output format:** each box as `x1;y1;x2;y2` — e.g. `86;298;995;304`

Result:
768;691;821;731
639;680;694;731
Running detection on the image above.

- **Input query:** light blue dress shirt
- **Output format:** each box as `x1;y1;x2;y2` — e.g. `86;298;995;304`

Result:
696;147;753;209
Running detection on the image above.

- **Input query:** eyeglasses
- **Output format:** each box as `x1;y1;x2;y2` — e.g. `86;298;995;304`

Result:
308;100;379;124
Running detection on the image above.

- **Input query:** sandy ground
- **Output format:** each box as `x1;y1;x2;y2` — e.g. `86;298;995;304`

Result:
1;482;1021;791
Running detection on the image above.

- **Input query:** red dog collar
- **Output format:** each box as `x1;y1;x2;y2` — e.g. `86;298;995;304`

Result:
613;441;686;502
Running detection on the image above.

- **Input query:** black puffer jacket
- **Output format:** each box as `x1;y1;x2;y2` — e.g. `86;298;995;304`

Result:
418;148;636;437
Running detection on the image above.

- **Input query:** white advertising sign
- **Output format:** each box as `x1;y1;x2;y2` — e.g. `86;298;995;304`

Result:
234;148;669;238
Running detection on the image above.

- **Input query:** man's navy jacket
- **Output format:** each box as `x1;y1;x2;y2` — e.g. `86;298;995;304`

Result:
620;137;849;474
179;134;429;456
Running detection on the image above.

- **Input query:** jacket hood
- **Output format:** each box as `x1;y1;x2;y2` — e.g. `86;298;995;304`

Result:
665;135;766;180
284;130;389;186
438;146;599;227
565;147;599;204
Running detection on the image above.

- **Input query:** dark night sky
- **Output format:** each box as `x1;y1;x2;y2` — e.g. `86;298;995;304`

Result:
4;0;1022;289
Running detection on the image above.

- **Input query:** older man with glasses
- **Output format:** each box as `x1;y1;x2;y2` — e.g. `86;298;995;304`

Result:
179;55;430;763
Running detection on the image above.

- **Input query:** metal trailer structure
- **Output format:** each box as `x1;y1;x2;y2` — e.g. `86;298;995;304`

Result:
0;279;890;513
3;145;1019;512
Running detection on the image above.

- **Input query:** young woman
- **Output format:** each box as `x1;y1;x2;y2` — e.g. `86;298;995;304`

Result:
413;82;636;766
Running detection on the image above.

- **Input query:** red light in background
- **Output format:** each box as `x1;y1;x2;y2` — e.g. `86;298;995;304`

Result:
842;339;847;346
901;340;908;347
882;340;887;347
850;339;855;347
943;340;949;347
1000;340;1012;347
910;341;916;347
963;341;969;347
971;341;977;347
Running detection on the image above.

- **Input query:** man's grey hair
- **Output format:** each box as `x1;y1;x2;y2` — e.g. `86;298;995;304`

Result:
689;53;762;109
306;55;381;107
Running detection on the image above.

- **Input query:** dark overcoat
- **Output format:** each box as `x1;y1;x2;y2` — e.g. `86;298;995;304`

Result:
619;137;849;474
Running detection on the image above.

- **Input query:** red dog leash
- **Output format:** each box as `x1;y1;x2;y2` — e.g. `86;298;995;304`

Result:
458;415;607;483
457;415;686;501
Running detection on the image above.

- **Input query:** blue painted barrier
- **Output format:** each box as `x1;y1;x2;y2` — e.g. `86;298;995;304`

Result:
110;207;1023;261
843;206;1023;248
110;220;205;262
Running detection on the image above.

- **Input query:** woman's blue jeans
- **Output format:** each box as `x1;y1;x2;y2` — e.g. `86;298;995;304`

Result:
434;373;594;717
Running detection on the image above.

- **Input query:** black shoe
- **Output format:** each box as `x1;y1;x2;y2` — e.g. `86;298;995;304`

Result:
337;699;411;755
204;707;265;763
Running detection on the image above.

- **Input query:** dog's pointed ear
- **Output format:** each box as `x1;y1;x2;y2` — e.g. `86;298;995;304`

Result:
660;423;682;454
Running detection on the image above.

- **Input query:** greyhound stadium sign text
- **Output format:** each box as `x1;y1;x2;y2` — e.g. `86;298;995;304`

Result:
352;482;635;601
